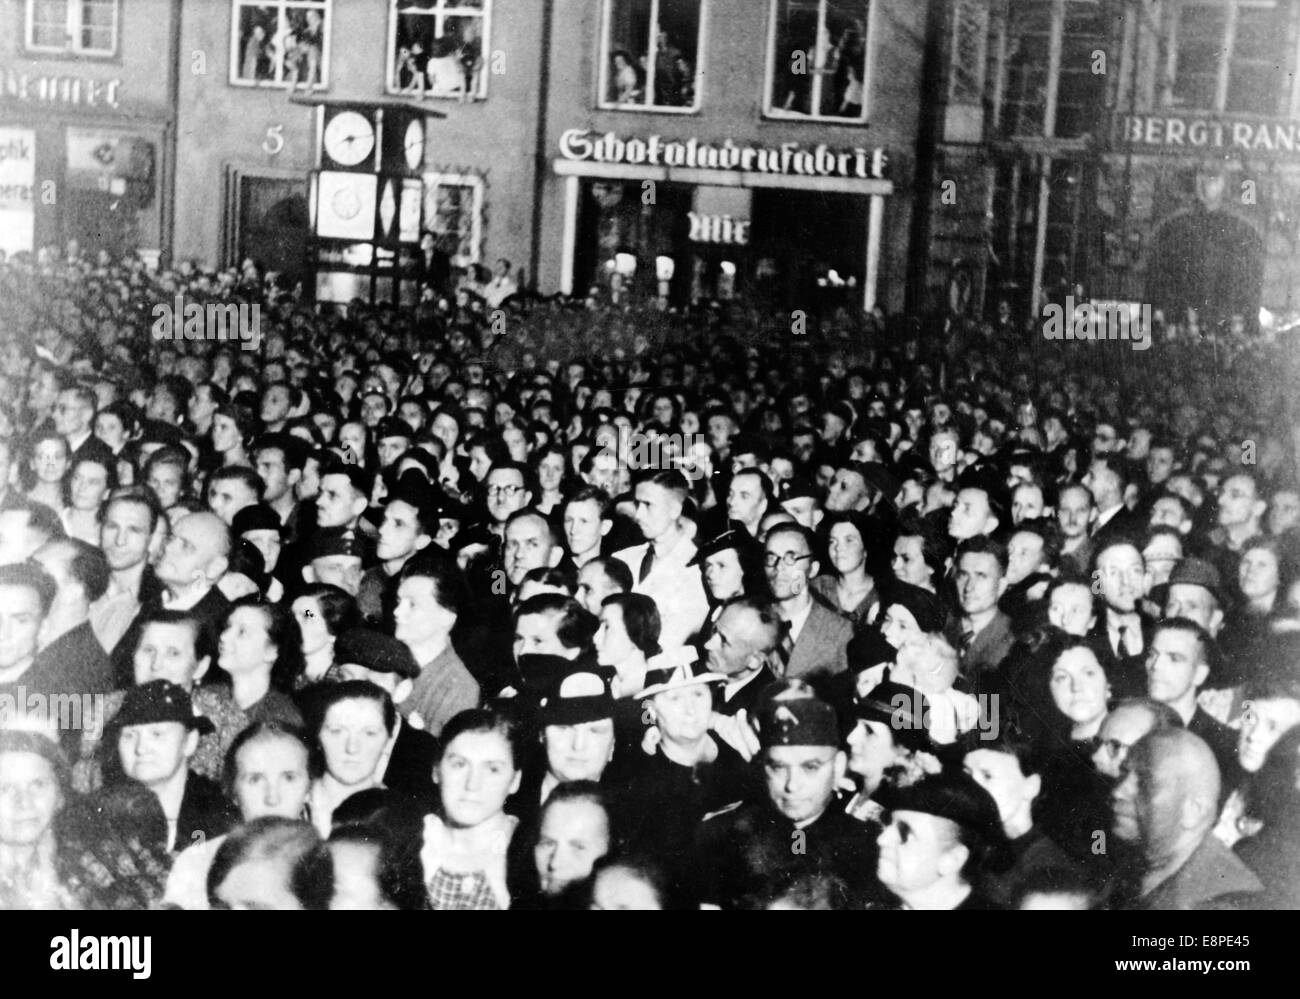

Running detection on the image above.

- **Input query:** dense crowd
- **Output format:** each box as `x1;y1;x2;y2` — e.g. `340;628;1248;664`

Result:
0;241;1298;911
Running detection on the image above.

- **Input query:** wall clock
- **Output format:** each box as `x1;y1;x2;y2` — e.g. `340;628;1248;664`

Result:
322;109;376;169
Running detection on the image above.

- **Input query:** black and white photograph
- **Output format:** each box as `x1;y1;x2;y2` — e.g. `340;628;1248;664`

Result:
0;0;1297;961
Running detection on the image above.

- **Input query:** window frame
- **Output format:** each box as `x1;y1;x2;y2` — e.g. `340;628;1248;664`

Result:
762;0;874;123
228;0;334;92
1164;0;1287;114
24;0;120;58
384;0;493;102
595;0;708;114
421;171;485;269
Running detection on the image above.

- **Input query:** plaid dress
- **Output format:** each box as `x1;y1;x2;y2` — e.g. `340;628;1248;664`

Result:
420;813;516;910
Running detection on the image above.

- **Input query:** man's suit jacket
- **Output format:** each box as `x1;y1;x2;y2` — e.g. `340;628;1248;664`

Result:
784;601;852;680
615;537;709;650
1138;835;1262;910
1092;505;1144;550
1189;707;1244;804
1059;537;1096;578
383;717;438;810
945;611;1015;676
717;665;777;718
1086;615;1152;701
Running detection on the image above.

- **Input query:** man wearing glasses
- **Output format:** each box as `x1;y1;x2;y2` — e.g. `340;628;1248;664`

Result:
764;523;850;680
1090;696;1182;782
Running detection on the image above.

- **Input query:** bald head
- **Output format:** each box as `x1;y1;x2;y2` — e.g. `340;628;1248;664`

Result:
1113;728;1219;864
156;511;231;591
1150;728;1220;814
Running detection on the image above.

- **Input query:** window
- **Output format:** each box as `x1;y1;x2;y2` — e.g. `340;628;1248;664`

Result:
1167;1;1289;114
599;0;704;111
386;0;490;101
25;0;118;56
230;1;331;90
422;173;483;268
999;0;1107;140
949;0;989;105
766;0;870;120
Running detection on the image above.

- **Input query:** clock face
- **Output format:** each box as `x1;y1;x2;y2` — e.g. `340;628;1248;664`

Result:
316;171;378;240
323;110;376;168
332;186;362;220
403;118;425;171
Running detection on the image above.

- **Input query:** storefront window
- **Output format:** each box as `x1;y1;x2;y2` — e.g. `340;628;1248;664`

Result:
26;0;118;56
766;0;870;121
387;0;490;100
421;174;483;268
229;1;331;91
599;0;703;111
1167;1;1289;114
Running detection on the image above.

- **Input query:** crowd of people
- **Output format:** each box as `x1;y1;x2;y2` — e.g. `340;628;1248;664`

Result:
0;241;1298;911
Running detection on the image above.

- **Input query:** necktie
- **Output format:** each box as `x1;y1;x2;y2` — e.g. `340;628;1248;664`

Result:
638;545;656;583
1116;625;1131;658
776;625;795;676
959;630;974;659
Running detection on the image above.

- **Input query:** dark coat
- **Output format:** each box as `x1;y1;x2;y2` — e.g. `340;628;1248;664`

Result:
382;716;439;810
176;772;239;853
692;798;887;909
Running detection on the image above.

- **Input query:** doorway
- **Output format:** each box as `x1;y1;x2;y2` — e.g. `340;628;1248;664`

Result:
1148;211;1263;329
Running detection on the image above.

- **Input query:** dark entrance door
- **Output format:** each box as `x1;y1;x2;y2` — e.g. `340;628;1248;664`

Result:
236;175;311;288
1148;210;1263;329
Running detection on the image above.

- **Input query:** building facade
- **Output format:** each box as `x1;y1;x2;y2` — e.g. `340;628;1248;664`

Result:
917;0;1300;331
2;0;931;315
0;0;175;262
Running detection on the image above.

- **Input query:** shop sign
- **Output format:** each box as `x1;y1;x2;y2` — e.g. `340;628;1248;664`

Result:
688;212;750;245
559;129;887;180
1118;113;1300;156
1;69;122;109
0;127;36;255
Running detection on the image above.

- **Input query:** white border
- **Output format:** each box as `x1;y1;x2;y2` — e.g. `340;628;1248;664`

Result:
228;0;333;91
383;0;493;102
762;0;873;124
24;0;119;57
421;171;484;268
595;0;708;115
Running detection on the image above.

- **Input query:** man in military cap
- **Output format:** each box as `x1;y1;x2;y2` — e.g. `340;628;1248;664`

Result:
692;687;884;909
302;530;368;597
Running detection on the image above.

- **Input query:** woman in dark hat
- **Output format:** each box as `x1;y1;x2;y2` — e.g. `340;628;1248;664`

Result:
874;771;1007;910
690;524;766;644
843;679;943;826
619;660;752;878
